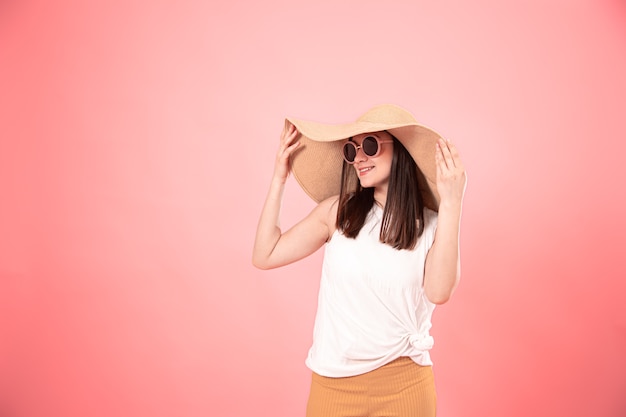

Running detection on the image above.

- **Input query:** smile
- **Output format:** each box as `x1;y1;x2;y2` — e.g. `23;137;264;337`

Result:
358;166;374;175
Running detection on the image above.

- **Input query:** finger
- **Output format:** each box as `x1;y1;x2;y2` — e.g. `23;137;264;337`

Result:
281;121;295;144
278;138;300;161
283;127;299;151
278;128;295;156
443;143;466;180
281;121;290;141
436;142;447;176
285;120;295;134
285;140;300;156
436;140;449;171
438;137;456;169
446;141;464;171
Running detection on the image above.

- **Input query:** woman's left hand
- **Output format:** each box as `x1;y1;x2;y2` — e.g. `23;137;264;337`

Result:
435;137;467;207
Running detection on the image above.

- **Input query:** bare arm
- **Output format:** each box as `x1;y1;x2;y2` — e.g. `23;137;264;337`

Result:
424;137;467;304
252;121;336;270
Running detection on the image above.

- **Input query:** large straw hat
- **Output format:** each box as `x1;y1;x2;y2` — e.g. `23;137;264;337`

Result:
287;104;443;210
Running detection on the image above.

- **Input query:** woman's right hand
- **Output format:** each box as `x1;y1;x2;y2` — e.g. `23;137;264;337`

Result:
253;120;334;270
273;121;300;184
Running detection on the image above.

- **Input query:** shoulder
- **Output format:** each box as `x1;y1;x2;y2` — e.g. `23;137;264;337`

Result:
421;208;438;244
315;194;339;221
317;194;339;210
312;195;339;237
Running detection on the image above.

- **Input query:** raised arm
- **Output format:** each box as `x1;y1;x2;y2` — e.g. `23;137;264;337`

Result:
424;137;467;304
252;121;336;270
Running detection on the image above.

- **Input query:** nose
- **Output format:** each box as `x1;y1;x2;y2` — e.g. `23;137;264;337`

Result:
353;146;368;163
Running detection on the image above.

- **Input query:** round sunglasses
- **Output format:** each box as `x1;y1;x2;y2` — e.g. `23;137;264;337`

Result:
342;136;394;164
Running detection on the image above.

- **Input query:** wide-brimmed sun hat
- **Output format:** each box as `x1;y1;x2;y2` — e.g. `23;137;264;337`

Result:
287;104;443;211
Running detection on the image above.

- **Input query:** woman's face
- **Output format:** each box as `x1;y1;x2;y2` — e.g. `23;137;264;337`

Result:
347;131;394;192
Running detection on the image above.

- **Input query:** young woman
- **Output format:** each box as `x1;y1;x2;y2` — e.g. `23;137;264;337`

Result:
252;104;467;417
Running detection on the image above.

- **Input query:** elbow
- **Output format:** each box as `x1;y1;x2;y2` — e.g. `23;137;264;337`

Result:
251;256;269;270
427;292;452;305
251;254;274;270
425;276;460;305
423;253;461;304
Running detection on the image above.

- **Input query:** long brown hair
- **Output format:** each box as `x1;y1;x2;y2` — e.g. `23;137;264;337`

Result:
336;133;425;250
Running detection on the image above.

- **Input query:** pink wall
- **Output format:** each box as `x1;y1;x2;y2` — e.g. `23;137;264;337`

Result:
1;0;625;416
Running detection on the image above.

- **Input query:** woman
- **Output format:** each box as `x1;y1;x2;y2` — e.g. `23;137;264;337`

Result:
252;104;467;417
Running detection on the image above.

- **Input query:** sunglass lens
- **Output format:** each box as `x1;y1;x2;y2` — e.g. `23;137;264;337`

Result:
343;142;357;163
362;136;379;156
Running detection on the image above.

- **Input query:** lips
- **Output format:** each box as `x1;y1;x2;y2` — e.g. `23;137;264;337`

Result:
358;166;374;176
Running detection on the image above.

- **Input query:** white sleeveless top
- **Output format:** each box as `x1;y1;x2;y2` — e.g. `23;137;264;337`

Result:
305;205;438;377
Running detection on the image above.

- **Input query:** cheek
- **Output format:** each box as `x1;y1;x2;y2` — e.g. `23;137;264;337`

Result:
382;151;394;169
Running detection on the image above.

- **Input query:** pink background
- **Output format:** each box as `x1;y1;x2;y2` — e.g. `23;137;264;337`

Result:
1;0;625;416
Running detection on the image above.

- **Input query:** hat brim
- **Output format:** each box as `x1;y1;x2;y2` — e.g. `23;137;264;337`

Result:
287;105;442;211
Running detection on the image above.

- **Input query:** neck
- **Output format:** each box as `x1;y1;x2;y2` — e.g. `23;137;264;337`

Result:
374;187;387;208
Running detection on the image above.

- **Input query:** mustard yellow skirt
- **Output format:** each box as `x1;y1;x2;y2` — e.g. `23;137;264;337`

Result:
306;357;436;417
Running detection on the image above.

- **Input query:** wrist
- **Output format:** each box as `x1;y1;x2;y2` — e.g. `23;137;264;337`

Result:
436;199;463;220
271;175;287;186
